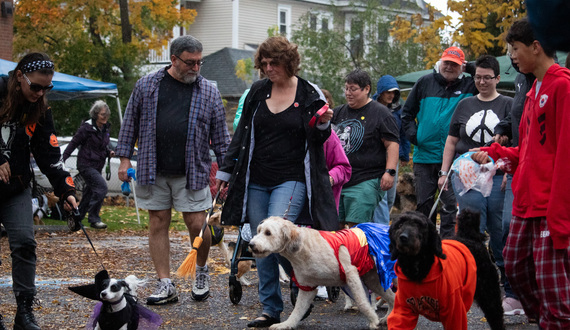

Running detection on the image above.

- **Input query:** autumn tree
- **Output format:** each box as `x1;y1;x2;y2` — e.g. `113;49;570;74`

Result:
14;0;196;136
291;0;426;106
391;0;526;67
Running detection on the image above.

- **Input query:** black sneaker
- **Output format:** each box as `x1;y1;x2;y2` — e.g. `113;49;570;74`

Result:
0;313;6;330
146;280;178;305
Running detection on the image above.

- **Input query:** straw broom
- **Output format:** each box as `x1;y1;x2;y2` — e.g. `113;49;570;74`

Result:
176;190;220;280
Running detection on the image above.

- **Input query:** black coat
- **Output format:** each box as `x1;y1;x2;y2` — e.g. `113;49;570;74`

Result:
217;77;338;231
0;76;76;201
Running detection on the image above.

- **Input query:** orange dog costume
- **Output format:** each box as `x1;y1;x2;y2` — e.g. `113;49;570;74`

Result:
388;240;477;330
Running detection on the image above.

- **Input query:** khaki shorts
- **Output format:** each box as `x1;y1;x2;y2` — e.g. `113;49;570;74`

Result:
135;175;212;212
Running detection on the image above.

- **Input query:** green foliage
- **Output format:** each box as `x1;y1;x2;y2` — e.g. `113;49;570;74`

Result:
14;0;196;135
291;0;426;106
392;0;526;65
42;205;189;232
267;25;280;37
235;58;256;84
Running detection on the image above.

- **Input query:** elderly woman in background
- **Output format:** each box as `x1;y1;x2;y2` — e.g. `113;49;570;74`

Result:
215;36;336;327
63;100;114;229
0;52;78;329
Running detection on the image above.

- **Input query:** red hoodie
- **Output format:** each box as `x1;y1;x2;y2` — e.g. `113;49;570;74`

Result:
481;64;570;249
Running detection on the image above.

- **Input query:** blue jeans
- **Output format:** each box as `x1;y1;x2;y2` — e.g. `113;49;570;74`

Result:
0;188;37;295
373;164;398;225
78;167;108;224
247;181;306;319
453;174;505;267
501;174;518;299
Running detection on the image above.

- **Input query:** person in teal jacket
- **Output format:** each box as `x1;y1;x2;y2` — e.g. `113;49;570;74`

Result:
401;47;477;238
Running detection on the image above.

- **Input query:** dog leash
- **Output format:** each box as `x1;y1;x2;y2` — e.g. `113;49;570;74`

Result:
72;208;107;271
429;173;450;220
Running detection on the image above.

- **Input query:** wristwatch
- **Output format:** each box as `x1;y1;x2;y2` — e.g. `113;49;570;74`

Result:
385;169;396;176
438;170;448;177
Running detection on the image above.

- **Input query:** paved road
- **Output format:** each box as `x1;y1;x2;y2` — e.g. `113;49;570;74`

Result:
0;228;537;329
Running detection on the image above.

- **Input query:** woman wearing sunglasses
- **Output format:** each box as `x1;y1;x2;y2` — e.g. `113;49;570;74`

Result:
0;52;78;329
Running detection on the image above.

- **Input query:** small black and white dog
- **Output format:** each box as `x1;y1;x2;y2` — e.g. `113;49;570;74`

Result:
70;270;162;330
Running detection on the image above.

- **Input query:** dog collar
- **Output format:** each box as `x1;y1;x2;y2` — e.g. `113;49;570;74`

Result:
108;297;125;306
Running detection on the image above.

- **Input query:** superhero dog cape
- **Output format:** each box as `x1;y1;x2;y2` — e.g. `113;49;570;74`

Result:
317;223;396;291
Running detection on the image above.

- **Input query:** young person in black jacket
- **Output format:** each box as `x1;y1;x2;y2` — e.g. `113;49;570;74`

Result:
0;53;78;330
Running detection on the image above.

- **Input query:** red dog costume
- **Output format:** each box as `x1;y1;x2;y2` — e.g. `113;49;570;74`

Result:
388;240;477;330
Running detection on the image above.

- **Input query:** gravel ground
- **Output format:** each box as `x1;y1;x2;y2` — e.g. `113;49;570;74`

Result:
0;227;536;329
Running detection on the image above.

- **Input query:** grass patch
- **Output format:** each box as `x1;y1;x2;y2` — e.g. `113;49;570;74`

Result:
41;206;190;232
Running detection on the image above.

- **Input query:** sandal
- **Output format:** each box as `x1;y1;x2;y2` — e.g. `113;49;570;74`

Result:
247;314;280;328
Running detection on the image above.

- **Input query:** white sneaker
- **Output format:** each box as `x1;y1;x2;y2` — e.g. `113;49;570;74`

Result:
191;265;210;301
502;297;525;315
146;279;178;305
315;286;328;301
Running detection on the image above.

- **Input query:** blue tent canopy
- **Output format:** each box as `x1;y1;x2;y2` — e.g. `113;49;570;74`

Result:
0;58;119;101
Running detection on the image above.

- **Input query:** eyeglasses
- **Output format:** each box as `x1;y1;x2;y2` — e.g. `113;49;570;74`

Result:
474;75;497;82
344;86;363;93
23;73;54;92
175;55;204;67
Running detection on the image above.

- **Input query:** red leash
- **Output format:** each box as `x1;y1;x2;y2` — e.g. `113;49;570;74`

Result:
308;103;329;128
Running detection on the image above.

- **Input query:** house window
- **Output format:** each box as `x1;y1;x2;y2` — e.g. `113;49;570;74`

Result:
350;18;364;58
310;14;318;31
278;5;291;38
322;17;329;32
378;22;389;45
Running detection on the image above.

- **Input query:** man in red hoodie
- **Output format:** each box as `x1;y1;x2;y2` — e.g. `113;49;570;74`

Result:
472;19;570;329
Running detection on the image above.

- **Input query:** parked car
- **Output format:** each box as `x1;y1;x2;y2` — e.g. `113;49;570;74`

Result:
32;137;137;196
34;137;224;200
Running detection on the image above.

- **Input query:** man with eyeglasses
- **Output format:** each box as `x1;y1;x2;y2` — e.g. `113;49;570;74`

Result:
116;35;230;305
401;46;477;238
438;55;512;288
331;69;399;227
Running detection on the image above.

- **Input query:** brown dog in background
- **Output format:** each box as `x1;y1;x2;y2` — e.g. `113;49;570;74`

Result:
392;173;417;214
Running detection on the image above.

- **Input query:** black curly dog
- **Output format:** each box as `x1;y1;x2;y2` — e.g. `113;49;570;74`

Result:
390;210;505;330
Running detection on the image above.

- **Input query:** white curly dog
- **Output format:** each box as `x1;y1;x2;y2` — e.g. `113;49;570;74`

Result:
248;216;395;329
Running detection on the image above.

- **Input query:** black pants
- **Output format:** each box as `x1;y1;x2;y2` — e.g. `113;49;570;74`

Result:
78;167;108;224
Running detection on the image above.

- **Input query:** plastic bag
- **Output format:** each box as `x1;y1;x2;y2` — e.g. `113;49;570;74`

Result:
451;152;502;197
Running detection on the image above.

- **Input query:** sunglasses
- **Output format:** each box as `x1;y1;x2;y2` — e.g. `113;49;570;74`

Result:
23;73;54;92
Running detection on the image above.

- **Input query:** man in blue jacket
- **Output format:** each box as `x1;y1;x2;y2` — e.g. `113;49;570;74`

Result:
401;47;477;238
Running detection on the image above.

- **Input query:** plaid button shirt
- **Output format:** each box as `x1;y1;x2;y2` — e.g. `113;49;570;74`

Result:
116;67;230;189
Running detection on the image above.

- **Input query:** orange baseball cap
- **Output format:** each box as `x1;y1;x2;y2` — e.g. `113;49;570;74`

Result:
441;46;465;66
